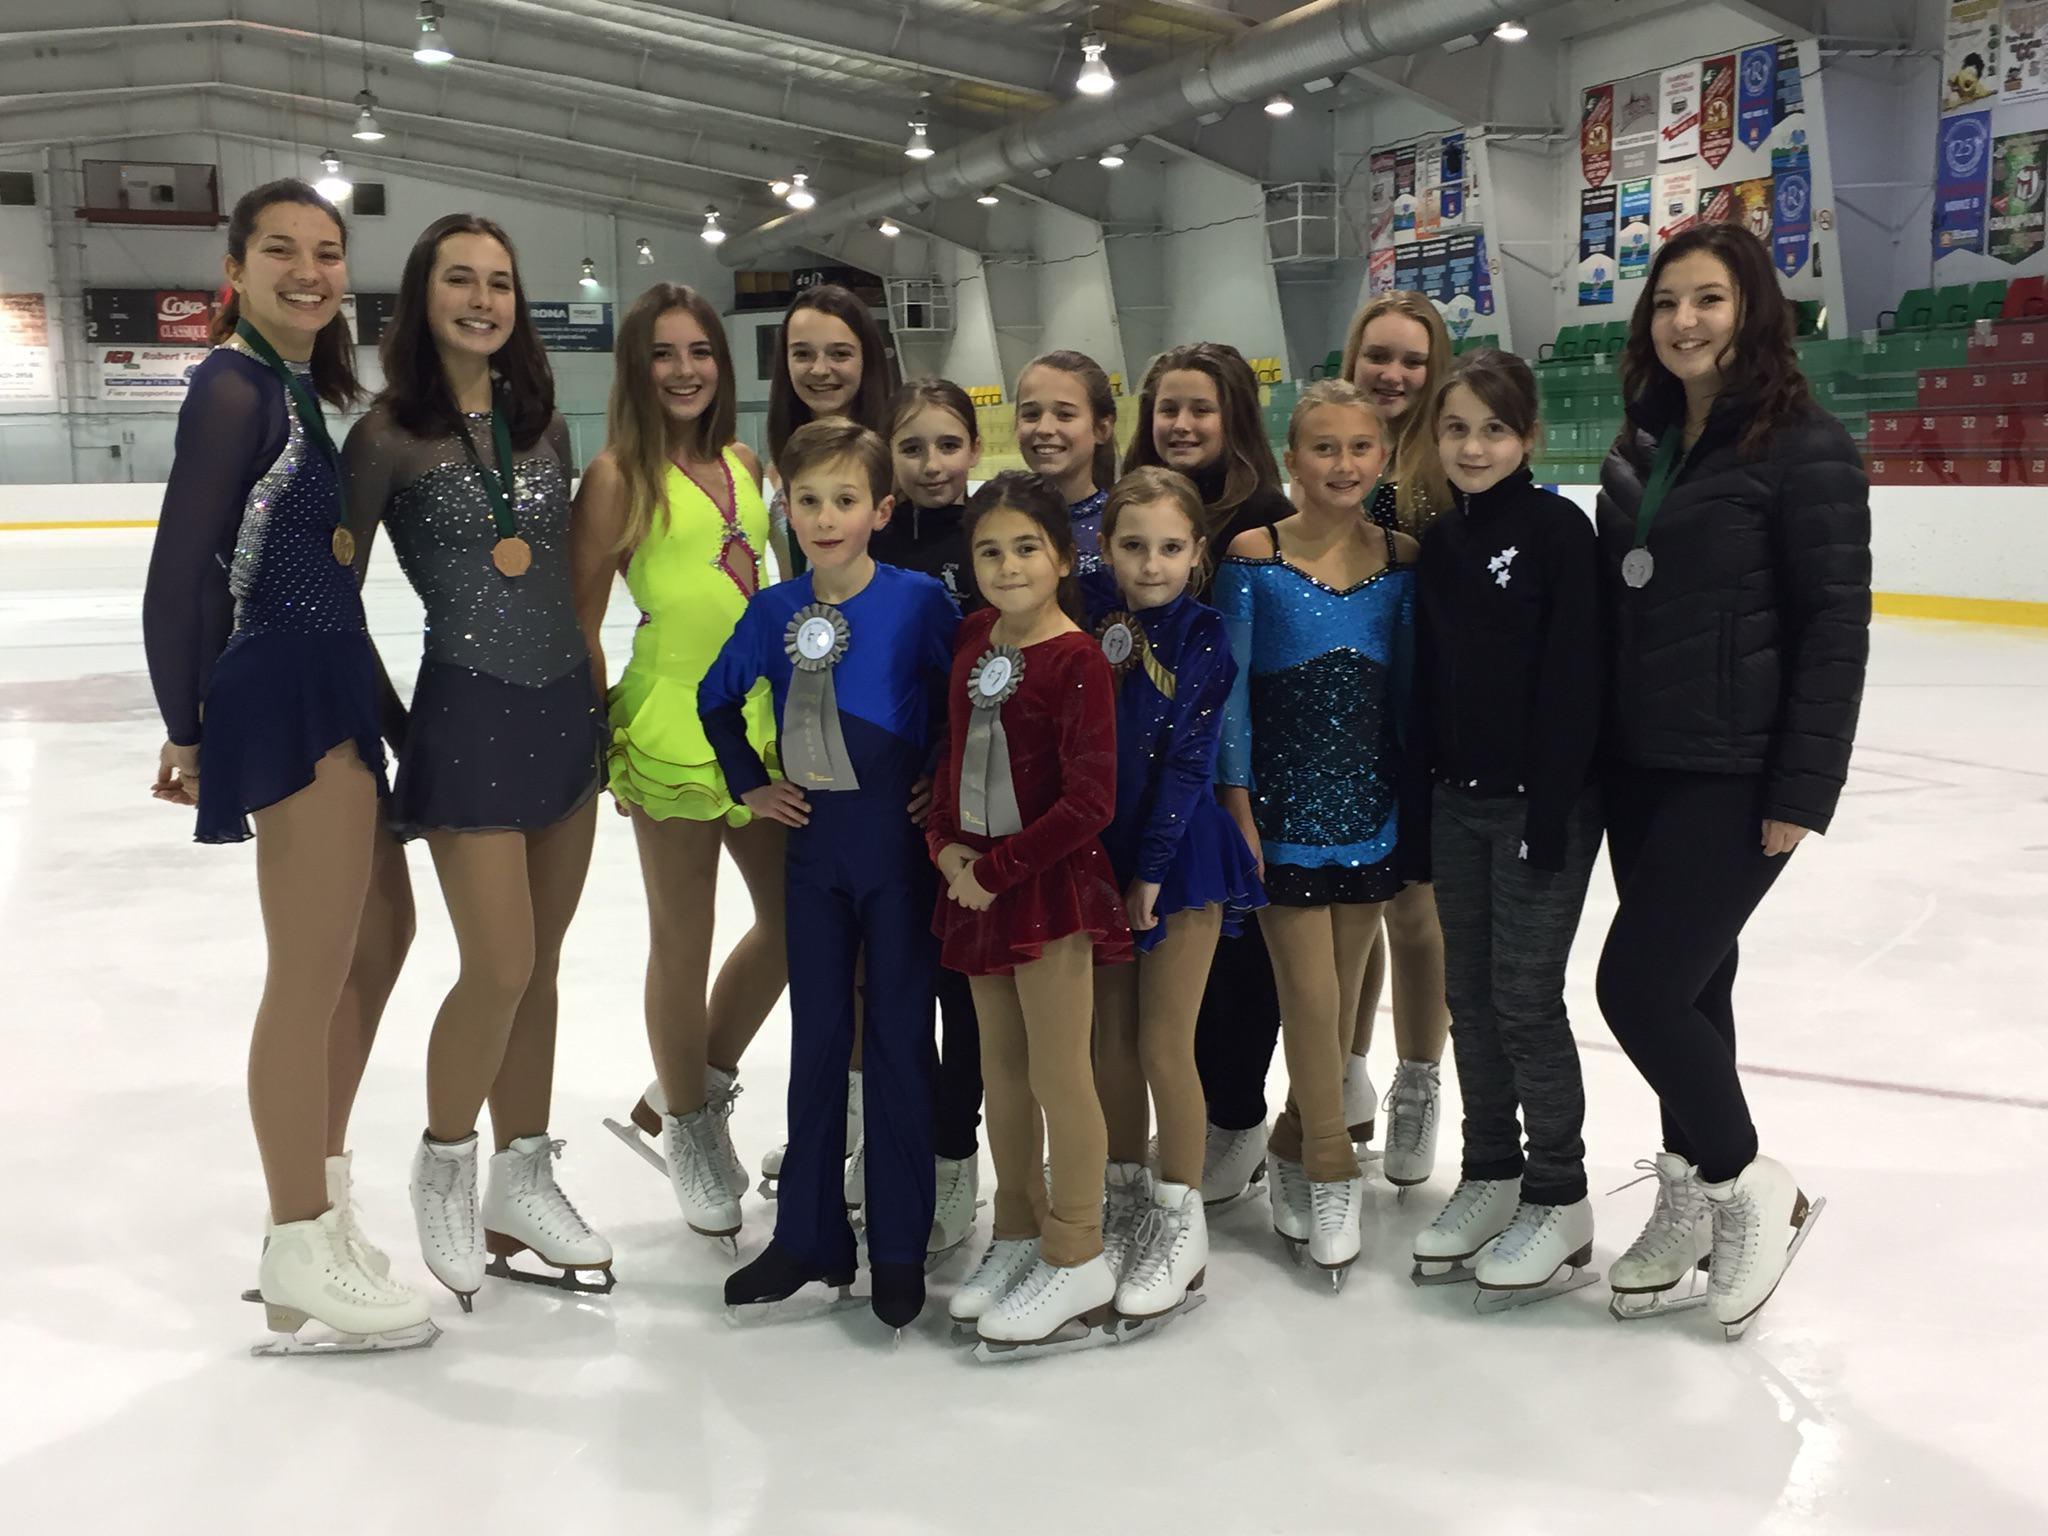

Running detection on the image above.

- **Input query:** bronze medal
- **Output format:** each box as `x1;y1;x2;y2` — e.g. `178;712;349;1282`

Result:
492;536;533;578
331;526;356;566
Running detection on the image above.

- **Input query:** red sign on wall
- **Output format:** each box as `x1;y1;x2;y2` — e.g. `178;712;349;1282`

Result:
1700;55;1736;169
156;291;214;344
1581;84;1614;186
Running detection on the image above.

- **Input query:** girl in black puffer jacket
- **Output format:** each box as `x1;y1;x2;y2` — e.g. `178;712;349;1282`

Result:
1593;224;1869;1340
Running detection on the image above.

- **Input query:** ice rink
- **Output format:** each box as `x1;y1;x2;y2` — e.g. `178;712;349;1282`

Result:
2;527;2044;1536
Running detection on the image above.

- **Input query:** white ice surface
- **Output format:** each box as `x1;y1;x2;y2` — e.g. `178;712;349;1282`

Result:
2;530;2045;1535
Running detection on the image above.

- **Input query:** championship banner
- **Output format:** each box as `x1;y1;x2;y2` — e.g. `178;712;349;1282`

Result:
1700;56;1737;168
1439;132;1467;224
1776;39;1805;122
1660;62;1702;162
1937;110;1995;256
1775;161;1814;276
1393;145;1419;243
1696;183;1742;229
1582;84;1614;185
1619;180;1654;279
1614;72;1661;180
1990;128;2048;264
1738;44;1777;151
1656;168;1699;242
1579;186;1618;306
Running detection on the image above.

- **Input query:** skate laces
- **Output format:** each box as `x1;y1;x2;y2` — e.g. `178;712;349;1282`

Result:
1434;1178;1494;1233
1614;1159;1700;1263
666;1114;729;1204
706;1077;743;1120
968;1240;1029;1293
1124;1205;1181;1289
1491;1202;1553;1262
1311;1180;1355;1234
529;1139;596;1240
1708;1190;1758;1291
1383;1065;1439;1155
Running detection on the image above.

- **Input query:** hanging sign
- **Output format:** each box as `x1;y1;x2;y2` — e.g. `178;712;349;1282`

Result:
1937;110;1995;256
1775;162;1814;276
1990;128;2048;264
1579;186;1618;306
1660;62;1702;162
2005;1;2048;103
1700;56;1737;168
1776;39;1806;123
1655;168;1699;242
1614;72;1661;180
1738;45;1778;151
1619;180;1654;278
1943;1;2002;114
0;293;53;400
1582;85;1614;186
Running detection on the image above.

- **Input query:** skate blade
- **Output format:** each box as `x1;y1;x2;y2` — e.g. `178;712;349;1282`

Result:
972;1315;1118;1363
1276;1233;1307;1267
602;1116;667;1176
1723;1193;1826;1342
1109;1290;1209;1342
1609;1260;1711;1321
247;1305;441;1357
1410;1258;1480;1287
484;1252;617;1296
1475;1266;1602;1315
1201;1160;1268;1210
757;1175;780;1201
724;1283;860;1328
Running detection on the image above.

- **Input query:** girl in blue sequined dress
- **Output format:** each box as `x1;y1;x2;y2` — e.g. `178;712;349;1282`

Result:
1013;350;1119;572
1214;378;1419;1287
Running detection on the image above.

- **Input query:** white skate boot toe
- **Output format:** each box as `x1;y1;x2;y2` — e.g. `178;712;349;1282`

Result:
1200;1122;1268;1207
1474;1198;1598;1312
975;1254;1117;1356
1412;1176;1520;1285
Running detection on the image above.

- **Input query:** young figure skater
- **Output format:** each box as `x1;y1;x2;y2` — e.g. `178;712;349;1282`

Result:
343;214;609;1310
573;284;786;1244
1084;466;1264;1323
1014;349;1119;571
932;473;1133;1354
1406;351;1605;1306
1122;343;1293;1205
1214;380;1419;1289
142;178;434;1352
1343;291;1458;1190
1595;225;1866;1337
703;420;959;1332
881;378;988;1256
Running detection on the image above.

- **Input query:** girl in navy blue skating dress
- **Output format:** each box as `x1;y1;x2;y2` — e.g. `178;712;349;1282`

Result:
1013;350;1119;573
1084;466;1263;1322
141;179;433;1351
1213;378;1419;1286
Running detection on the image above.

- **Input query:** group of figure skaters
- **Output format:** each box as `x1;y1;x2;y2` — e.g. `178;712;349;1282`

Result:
142;178;1871;1360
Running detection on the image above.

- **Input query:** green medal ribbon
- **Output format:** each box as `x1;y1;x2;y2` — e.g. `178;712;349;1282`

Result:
1622;431;1690;589
233;320;352;562
455;402;519;541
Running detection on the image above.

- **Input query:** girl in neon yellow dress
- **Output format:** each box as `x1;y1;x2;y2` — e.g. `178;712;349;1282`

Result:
572;283;786;1244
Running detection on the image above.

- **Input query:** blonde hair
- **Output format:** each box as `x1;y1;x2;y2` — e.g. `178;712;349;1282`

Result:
604;283;737;553
1286;377;1391;457
1340;292;1454;531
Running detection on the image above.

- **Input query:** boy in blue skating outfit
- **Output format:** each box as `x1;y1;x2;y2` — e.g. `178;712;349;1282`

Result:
700;419;959;1332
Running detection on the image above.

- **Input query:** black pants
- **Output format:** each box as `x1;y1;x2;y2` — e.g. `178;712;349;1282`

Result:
1433;785;1601;1206
933;966;983;1161
1194;918;1282;1133
1594;766;1791;1185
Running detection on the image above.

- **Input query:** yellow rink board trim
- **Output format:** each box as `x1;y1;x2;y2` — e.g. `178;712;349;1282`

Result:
0;518;160;530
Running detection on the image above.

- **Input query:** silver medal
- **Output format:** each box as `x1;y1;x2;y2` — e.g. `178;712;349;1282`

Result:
1621;547;1655;589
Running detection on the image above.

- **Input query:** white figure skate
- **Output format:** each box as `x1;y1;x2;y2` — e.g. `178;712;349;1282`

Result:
974;1253;1119;1362
609;1071;748;1201
1342;1053;1377;1146
1608;1154;1713;1321
1200;1121;1268;1208
949;1236;1038;1336
1473;1198;1598;1312
409;1132;483;1311
247;1208;438;1357
1702;1153;1825;1342
1308;1175;1365;1291
1270;1155;1312;1266
324;1151;390;1277
1100;1161;1153;1283
482;1135;615;1295
927;1155;983;1266
843;1070;866;1210
1380;1060;1441;1195
662;1106;742;1250
1411;1176;1520;1285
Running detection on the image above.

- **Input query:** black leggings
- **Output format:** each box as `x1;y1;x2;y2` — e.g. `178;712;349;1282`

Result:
1193;920;1282;1133
1594;766;1790;1184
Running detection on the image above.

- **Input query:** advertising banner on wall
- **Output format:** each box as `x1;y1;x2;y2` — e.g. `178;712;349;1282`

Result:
1613;72;1660;181
0;293;53;401
81;287;220;345
1944;1;2002;113
1738;44;1778;150
1369;151;1397;250
1990;128;2048;262
1392;145;1418;242
1368;246;1397;295
1939;110;1996;255
1391;231;1493;333
2004;1;2048;102
527;301;613;352
1700;55;1737;168
1655;167;1699;243
1695;179;1769;237
1618;179;1654;278
98;346;209;400
1660;62;1702;162
1775;160;1814;275
1582;84;1614;185
1579;186;1618;305
1439;132;1467;224
1776;39;1805;122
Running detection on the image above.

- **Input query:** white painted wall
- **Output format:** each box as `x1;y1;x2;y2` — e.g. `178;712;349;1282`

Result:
1031;201;1127;390
1159;157;1288;369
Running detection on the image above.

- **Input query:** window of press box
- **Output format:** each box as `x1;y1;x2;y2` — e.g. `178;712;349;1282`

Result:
0;171;36;206
351;182;386;217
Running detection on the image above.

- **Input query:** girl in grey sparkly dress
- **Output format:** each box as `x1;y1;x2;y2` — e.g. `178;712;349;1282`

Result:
344;214;610;1308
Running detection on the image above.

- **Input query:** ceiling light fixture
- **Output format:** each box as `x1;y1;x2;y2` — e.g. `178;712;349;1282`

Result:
636;237;656;264
1098;144;1126;169
1264;93;1295;118
414;2;453;64
905;115;934;161
1494;20;1529;41
878;217;901;237
785;170;816;210
314;151;352;202
351;90;385;142
976;189;1000;206
579;257;599;289
700;208;726;245
1076;32;1115;95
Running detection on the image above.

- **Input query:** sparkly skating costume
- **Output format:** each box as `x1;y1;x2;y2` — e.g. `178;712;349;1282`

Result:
343;403;601;839
610;452;778;822
142;341;387;844
927;607;1132;976
1069;488;1107;574
1080;569;1264;953
1213;524;1417;905
699;563;959;1271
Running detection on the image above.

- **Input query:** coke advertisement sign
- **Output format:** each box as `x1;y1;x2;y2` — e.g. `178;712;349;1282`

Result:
156;290;214;343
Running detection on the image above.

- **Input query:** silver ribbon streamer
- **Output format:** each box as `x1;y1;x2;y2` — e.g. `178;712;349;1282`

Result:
781;603;860;790
959;645;1025;837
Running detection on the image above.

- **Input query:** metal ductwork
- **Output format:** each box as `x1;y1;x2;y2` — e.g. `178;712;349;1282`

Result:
719;0;1563;265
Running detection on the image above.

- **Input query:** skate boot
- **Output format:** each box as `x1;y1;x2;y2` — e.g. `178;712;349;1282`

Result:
482;1135;616;1295
1412;1176;1520;1285
723;1240;857;1324
1114;1180;1209;1331
1380;1060;1441;1193
1473;1198;1598;1312
927;1155;981;1264
1200;1121;1268;1207
409;1132;483;1311
1701;1153;1825;1341
948;1237;1038;1331
871;1261;926;1337
758;1142;787;1200
974;1253;1118;1360
1308;1175;1364;1289
704;1067;749;1200
1100;1161;1153;1283
843;1070;866;1210
662;1106;743;1248
250;1207;438;1357
1269;1155;1312;1265
1608;1154;1713;1320
1342;1054;1377;1145
326;1151;390;1277
607;1079;668;1173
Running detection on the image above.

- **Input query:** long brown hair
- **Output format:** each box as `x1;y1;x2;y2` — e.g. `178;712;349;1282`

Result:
1340;292;1453;531
888;376;981;447
1435;347;1543;463
213;178;360;409
1619;223;1813;455
767;282;895;462
1019;349;1118;495
1122;342;1280;532
379;212;554;448
605;282;738;553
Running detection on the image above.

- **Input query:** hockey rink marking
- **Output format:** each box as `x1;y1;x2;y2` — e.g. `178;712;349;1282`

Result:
1578;1037;2048;1111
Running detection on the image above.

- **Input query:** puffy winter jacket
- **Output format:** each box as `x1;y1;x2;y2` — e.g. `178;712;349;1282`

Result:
1595;394;1870;833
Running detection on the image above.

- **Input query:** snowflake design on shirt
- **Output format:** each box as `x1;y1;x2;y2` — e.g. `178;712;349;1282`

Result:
1487;545;1520;588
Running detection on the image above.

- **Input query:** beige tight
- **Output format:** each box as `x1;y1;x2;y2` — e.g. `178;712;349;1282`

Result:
631;809;787;1114
325;831;414;1155
1349;882;1450;1064
1092;904;1223;1189
972;932;1102;1268
422;798;599;1146
1263;902;1386;1182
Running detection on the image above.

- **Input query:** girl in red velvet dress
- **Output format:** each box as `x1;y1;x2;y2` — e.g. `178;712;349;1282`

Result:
927;471;1132;1353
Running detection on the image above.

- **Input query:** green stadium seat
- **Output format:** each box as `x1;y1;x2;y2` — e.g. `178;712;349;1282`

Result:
1881;287;1934;332
1967;280;2007;322
1932;284;1972;326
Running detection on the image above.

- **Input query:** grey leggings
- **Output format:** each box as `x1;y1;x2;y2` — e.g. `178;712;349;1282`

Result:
1431;784;1602;1206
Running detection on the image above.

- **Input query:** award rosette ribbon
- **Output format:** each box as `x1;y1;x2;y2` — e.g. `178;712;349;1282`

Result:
781;603;860;789
959;645;1025;836
1096;609;1176;699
